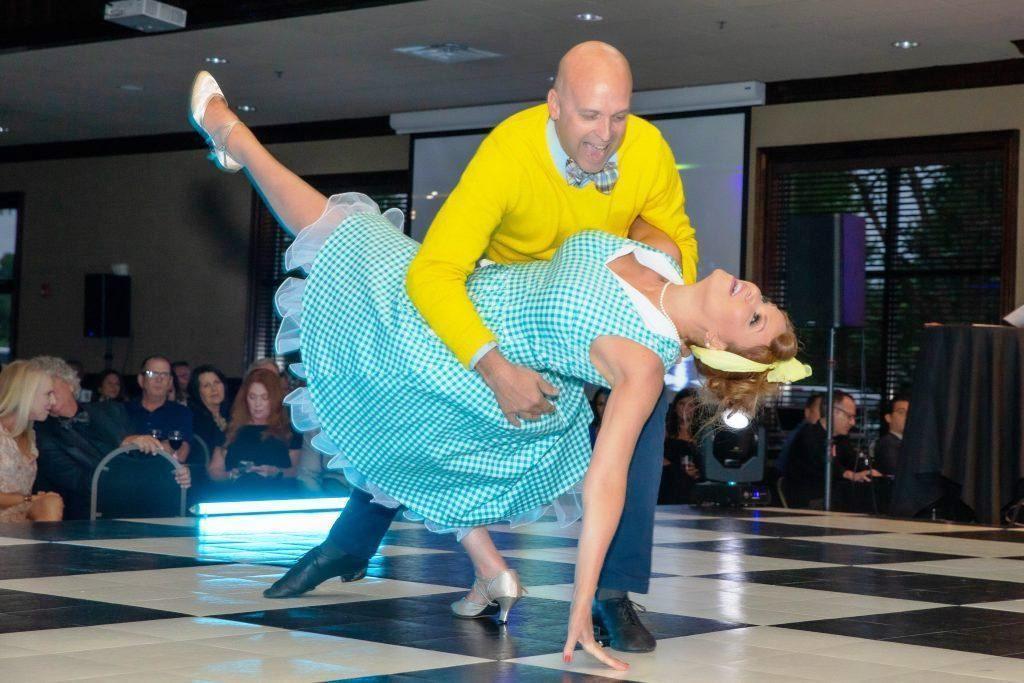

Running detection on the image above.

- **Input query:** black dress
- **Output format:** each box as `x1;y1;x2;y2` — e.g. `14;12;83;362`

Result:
219;425;302;500
660;436;699;504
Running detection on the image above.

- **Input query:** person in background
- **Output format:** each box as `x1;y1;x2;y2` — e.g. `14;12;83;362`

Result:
0;360;63;522
588;388;610;445
659;389;701;504
207;368;301;498
188;364;230;453
776;392;822;477
784;390;857;508
33;356;190;519
95;369;124;402
171;361;191;405
126;356;193;464
874;394;909;477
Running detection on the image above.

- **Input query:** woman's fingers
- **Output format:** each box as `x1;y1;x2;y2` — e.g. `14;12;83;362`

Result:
583;640;629;670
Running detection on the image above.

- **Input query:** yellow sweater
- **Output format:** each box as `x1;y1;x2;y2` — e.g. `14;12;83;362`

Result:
406;104;699;367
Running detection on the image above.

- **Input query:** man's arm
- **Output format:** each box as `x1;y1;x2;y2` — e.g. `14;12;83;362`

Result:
637;138;698;284
406;134;558;424
406;135;513;368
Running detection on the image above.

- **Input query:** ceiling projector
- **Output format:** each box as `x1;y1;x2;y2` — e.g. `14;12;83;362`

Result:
104;0;187;33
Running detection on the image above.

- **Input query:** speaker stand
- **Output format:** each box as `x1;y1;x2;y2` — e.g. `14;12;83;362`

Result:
824;326;837;510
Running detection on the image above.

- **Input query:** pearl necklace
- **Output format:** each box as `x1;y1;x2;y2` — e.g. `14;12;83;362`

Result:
659;281;682;341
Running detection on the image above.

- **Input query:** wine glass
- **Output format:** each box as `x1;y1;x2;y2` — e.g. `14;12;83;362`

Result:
167;430;184;453
150;428;165;441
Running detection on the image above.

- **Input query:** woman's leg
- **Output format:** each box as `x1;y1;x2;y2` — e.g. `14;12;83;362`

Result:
460;527;508;601
203;96;326;234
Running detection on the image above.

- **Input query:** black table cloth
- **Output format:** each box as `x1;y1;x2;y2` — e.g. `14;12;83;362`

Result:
891;325;1024;524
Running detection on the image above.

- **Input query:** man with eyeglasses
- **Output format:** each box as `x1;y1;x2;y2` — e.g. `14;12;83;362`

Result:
125;355;193;464
784;389;863;508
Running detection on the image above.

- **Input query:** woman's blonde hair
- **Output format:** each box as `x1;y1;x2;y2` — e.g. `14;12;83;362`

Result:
0;360;50;447
693;309;800;420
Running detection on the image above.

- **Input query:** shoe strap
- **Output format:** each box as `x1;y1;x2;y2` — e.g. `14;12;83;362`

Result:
212;120;240;154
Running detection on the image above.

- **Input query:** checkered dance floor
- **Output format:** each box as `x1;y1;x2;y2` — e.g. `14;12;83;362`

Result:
4;506;1024;681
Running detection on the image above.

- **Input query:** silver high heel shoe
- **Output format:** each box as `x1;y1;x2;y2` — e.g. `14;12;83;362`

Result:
450;568;527;624
188;70;243;173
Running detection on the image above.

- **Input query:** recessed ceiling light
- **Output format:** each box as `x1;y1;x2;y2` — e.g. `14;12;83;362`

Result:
0;127;9;134
576;12;603;22
892;40;919;49
205;56;229;64
119;84;144;91
237;104;256;113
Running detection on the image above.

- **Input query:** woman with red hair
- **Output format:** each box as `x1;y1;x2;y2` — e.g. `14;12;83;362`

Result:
207;368;301;498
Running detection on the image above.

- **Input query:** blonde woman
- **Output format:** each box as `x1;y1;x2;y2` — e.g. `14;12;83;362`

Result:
0;360;62;522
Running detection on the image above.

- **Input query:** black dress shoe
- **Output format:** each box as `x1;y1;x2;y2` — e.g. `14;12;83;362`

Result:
592;597;657;653
263;545;368;598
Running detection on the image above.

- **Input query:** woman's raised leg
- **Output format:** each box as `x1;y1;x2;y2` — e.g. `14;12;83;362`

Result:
202;95;326;234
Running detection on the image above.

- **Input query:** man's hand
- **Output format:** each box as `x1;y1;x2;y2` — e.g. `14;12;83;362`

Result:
121;435;164;454
475;348;559;427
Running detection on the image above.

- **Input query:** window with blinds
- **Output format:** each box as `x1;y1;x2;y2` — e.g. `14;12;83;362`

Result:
246;170;410;368
758;132;1018;406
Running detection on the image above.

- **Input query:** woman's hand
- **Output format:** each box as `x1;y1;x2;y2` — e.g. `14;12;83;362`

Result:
562;600;628;671
250;464;280;478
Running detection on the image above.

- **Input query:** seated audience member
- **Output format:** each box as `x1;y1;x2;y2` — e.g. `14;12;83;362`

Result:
588;387;609;445
784;390;857;508
874;394;909;477
126;356;193;464
207;368;301;499
776;392;822;476
171;361;191;405
32;356;190;519
188;364;230;453
660;389;701;504
0;360;63;522
94;369;124;402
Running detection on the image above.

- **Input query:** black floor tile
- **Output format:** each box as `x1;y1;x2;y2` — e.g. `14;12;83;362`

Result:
783;606;1024;657
653;517;878;537
704;566;1024;604
0;543;221;579
0;590;186;633
221;591;743;658
658;538;965;564
924;529;1024;543
365;552;579;587
0;520;199;541
337;660;630;681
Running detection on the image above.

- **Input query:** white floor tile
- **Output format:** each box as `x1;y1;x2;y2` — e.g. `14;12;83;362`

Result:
797;533;1024;558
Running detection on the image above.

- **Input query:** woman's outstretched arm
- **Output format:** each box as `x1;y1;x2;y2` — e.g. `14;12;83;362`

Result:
562;336;665;670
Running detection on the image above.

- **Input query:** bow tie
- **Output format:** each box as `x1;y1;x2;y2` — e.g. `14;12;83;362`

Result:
565;158;618;194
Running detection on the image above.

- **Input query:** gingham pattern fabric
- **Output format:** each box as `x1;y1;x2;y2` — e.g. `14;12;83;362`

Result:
281;194;680;530
565;158;619;194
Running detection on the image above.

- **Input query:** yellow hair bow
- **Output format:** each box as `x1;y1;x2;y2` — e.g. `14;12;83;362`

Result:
688;345;812;384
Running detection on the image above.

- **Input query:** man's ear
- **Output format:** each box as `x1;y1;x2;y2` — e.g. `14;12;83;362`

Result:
547;89;560;121
137;375;145;390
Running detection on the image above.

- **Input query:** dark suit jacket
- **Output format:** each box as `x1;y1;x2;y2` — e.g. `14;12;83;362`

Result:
34;402;134;519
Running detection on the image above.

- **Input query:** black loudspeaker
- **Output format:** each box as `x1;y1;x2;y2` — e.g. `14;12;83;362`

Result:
784;214;866;328
84;274;131;338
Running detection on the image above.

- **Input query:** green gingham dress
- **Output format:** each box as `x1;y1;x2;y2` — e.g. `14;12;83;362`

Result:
276;193;682;535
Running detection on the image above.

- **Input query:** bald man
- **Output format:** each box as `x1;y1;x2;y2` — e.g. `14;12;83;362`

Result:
266;41;698;653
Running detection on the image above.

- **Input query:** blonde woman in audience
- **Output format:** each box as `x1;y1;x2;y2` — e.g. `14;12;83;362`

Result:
0;360;63;522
